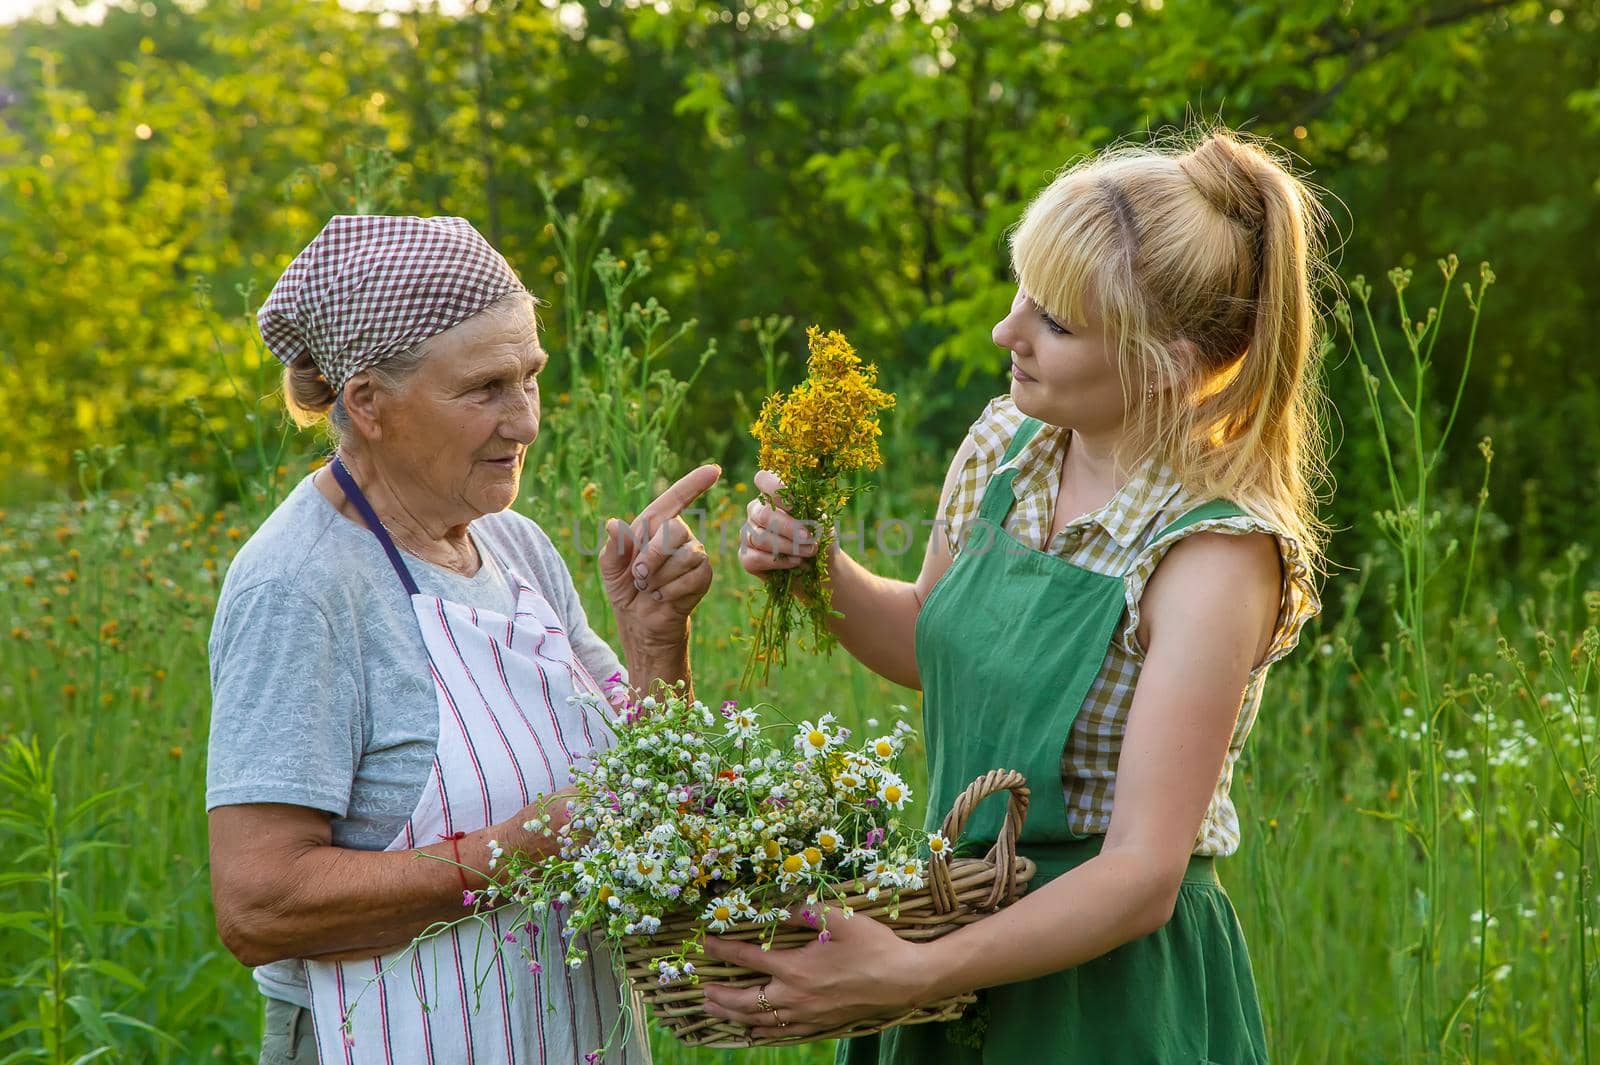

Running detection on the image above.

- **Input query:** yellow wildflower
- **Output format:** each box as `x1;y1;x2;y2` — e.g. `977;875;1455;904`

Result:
744;327;896;684
752;328;894;485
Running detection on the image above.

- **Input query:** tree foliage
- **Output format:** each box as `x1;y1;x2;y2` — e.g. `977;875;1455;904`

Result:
1;0;1595;562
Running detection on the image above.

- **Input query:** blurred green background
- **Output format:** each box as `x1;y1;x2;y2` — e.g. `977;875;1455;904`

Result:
3;2;1599;1063
3;0;1598;552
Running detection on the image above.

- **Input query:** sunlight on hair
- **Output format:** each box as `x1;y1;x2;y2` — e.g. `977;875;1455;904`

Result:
1009;125;1334;568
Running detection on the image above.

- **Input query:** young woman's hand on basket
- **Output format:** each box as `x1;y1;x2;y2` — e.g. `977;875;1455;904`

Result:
700;907;930;1039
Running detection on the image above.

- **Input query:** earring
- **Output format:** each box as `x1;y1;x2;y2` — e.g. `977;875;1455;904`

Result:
1146;380;1156;403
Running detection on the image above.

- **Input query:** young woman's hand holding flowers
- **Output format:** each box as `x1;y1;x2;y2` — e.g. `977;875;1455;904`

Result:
738;469;821;577
740;328;895;683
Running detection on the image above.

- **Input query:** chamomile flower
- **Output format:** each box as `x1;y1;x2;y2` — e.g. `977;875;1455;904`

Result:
628;852;666;888
794;713;840;759
702;890;758;932
816;826;843;853
724;707;761;744
867;735;899;760
834;766;866;792
875;774;910;809
896;857;927;890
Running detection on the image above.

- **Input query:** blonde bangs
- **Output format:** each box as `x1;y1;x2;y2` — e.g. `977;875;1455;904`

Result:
1009;174;1124;331
1004;128;1332;569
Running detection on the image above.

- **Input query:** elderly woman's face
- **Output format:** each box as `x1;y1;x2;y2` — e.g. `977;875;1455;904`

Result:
374;299;546;519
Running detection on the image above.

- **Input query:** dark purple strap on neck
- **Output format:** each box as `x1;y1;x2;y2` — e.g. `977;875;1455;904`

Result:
329;455;421;597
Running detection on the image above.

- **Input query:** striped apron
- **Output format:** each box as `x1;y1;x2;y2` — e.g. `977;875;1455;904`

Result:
305;457;650;1064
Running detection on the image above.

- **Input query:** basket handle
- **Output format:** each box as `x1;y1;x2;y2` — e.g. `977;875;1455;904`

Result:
929;768;1031;914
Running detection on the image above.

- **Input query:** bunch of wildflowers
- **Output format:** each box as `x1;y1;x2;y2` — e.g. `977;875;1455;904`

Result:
745;327;895;684
487;685;936;1016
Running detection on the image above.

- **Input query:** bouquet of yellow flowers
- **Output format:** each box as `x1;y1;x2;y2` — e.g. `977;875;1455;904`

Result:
745;327;895;684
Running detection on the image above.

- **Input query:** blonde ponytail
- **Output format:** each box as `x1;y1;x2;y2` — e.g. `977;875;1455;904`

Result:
1010;127;1331;568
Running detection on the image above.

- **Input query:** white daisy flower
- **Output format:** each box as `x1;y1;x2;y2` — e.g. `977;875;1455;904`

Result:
724;708;761;743
630;852;669;886
794;713;839;759
702;889;757;932
834;767;865;792
875;774;910;809
867;735;899;760
896;857;927;890
816;826;843;854
927;832;952;860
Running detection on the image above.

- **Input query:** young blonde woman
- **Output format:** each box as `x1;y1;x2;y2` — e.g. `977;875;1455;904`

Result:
702;129;1327;1064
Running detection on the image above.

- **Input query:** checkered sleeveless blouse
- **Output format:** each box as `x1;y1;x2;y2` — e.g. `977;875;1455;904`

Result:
941;396;1321;857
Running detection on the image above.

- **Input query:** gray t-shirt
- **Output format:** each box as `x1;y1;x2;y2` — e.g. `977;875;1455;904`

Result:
205;473;623;1008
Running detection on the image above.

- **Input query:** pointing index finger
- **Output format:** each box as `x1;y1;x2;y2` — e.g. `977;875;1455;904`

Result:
636;464;721;529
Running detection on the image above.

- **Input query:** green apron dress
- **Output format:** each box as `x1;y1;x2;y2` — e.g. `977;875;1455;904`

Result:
838;417;1271;1065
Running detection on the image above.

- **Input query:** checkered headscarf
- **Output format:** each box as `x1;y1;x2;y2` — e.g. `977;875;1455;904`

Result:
258;215;527;391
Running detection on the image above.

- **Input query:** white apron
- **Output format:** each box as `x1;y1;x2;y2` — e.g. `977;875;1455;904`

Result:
305;457;650;1064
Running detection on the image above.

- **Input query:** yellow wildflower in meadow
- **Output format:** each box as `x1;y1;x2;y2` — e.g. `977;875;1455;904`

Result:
744;327;894;684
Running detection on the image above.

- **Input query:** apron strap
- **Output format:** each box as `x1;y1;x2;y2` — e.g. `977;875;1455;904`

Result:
975;416;1046;526
328;455;422;597
1151;497;1250;542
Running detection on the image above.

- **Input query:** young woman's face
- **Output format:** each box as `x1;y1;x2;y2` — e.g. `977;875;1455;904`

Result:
991;286;1127;437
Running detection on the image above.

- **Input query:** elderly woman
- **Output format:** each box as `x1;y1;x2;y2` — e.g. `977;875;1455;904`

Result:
207;215;713;1064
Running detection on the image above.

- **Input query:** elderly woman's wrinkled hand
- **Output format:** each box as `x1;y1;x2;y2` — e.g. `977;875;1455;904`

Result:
601;464;720;649
500;786;585;859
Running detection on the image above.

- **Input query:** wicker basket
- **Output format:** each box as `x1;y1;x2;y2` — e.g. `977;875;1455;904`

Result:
617;767;1036;1048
